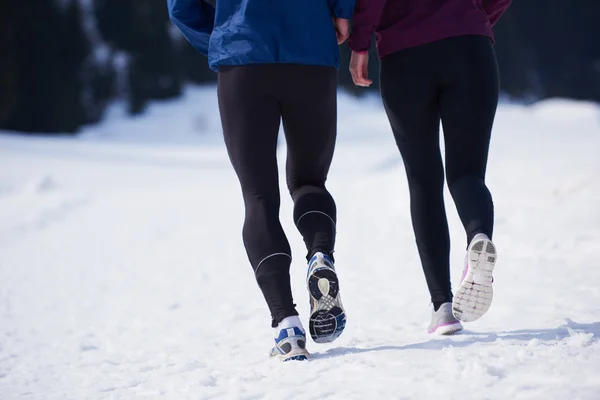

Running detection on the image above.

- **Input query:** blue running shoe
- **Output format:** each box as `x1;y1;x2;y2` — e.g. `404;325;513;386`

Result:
306;252;347;343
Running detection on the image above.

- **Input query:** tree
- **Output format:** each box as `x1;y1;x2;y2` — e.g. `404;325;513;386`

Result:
0;1;20;126
179;41;216;85
1;0;90;133
95;0;183;115
493;6;541;100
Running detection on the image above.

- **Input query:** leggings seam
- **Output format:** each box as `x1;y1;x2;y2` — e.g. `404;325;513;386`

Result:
295;210;336;229
254;252;292;274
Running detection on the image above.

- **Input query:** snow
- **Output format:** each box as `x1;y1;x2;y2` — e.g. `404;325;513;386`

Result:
1;86;600;399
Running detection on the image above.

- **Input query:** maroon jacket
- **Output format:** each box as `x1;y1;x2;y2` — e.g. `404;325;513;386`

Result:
348;0;512;58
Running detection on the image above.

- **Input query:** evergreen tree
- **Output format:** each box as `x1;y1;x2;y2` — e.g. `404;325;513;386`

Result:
533;0;600;101
95;0;182;115
56;0;89;130
493;7;540;100
1;0;89;133
179;42;217;85
0;2;19;126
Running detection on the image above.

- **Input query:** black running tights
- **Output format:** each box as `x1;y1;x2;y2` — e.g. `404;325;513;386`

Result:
379;35;499;304
218;64;338;326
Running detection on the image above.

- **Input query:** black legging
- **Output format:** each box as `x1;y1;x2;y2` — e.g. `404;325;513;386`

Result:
380;35;499;304
218;64;338;326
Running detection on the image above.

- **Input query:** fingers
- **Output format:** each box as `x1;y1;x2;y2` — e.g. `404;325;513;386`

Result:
361;62;373;86
353;72;372;87
350;68;372;87
349;52;373;87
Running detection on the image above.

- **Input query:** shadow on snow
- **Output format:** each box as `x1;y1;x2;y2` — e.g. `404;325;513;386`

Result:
312;318;600;359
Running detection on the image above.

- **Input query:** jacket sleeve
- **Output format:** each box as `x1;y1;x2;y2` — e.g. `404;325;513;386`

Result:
328;0;357;19
347;0;387;53
482;0;512;27
167;0;215;57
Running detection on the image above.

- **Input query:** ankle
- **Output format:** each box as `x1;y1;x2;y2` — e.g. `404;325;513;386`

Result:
307;249;335;262
433;298;452;312
273;316;305;336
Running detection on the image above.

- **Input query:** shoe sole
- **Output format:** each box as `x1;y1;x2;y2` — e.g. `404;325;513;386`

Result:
452;238;496;322
307;266;346;343
271;349;310;362
429;321;463;336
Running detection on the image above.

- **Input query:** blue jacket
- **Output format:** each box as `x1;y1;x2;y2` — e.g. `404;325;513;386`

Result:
167;0;356;72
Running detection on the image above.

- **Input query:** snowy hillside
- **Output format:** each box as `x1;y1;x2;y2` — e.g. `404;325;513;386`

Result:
1;87;599;399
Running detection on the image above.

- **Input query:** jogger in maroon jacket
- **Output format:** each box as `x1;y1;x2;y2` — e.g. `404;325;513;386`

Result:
348;0;512;334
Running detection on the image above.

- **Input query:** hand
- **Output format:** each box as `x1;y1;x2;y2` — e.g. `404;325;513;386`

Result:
333;18;350;45
350;51;373;87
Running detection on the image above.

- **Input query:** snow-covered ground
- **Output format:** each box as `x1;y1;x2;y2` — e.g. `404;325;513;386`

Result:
1;87;599;399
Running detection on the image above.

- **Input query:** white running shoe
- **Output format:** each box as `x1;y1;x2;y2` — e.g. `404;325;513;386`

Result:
269;316;310;362
428;302;463;335
452;233;497;322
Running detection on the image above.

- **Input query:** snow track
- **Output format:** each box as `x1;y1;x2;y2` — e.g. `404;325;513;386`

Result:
1;89;599;399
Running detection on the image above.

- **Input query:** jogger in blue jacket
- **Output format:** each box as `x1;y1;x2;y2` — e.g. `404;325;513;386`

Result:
168;0;355;361
169;0;355;71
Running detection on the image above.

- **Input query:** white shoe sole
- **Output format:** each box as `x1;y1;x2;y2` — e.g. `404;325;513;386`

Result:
452;237;496;322
307;264;346;343
429;321;464;336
